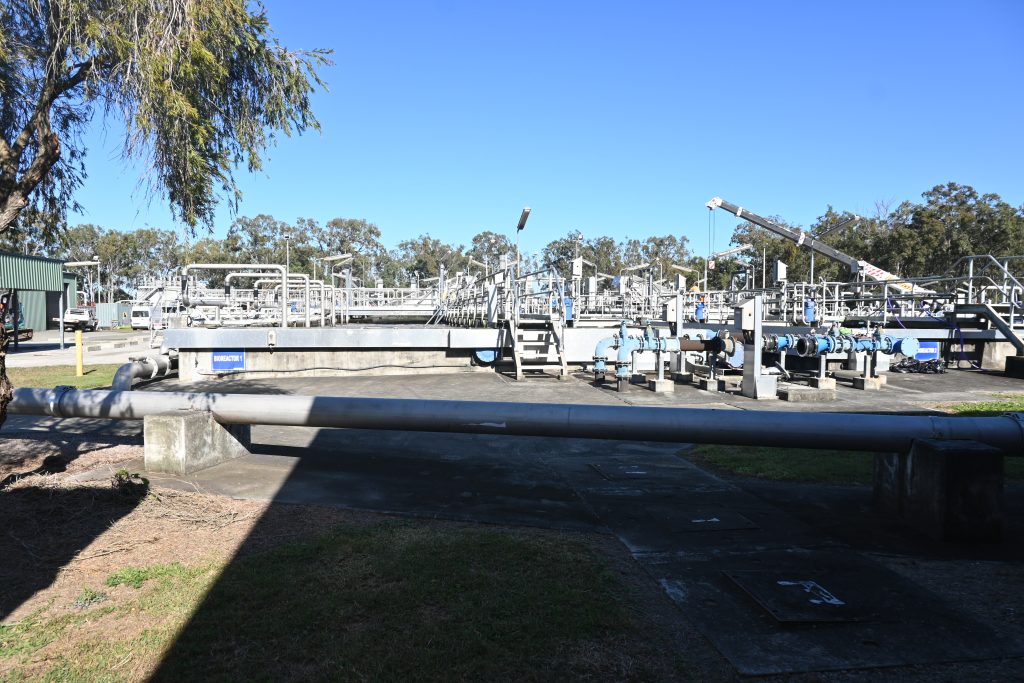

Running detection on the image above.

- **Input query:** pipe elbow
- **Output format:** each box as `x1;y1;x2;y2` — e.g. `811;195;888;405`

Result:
593;336;618;373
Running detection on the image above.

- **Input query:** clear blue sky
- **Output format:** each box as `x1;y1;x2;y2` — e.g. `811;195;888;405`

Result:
69;1;1024;258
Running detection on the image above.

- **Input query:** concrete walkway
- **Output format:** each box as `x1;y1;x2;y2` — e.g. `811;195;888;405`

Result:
5;329;153;368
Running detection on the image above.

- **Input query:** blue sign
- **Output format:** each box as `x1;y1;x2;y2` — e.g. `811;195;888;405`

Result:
211;349;245;371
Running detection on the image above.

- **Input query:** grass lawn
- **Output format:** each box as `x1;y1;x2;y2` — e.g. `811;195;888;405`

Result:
684;395;1024;484
687;442;1024;484
7;364;122;389
0;521;666;682
946;394;1024;416
685;445;877;485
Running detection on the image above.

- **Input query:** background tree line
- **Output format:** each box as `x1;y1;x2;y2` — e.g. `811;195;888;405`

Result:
3;181;1022;300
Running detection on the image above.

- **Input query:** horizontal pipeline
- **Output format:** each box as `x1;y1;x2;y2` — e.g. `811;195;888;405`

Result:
8;388;1024;455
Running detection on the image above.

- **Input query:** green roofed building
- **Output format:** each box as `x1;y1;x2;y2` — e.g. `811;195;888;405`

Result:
0;250;78;333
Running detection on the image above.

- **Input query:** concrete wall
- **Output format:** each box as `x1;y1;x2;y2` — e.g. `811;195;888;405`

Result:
179;348;490;381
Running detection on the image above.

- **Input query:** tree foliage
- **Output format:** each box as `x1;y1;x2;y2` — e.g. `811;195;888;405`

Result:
0;0;331;236
725;183;1024;283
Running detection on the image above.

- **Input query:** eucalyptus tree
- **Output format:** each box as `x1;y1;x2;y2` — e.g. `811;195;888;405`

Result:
0;0;329;426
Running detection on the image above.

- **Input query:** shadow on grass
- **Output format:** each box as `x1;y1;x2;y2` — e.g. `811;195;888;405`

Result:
0;483;147;620
147;418;654;681
151;519;636;681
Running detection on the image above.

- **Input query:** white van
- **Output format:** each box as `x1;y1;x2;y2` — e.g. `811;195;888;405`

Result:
130;305;152;330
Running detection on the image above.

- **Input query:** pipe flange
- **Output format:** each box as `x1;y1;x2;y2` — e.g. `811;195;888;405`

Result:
49;385;74;418
1004;412;1024;448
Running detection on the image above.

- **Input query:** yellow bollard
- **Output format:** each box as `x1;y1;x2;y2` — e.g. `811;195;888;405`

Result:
75;329;84;377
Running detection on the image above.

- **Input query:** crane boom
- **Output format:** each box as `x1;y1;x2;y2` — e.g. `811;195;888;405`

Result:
706;197;861;274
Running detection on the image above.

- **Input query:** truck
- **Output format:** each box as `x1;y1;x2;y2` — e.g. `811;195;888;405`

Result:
62;307;99;332
1;295;33;341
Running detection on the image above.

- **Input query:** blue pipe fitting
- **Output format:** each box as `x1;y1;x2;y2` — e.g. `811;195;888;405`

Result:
593;336;617;374
615;335;640;379
804;298;816;324
880;335;920;357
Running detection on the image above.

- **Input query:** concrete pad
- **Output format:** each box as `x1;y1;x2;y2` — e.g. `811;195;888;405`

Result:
648;378;674;393
672;372;693;384
143;410;251;475
874;439;1004;542
853;376;884;390
808;376;836;390
740;375;778;400
1006;355;1024;379
652;548;1020;675
778;385;837;402
699;378;727;392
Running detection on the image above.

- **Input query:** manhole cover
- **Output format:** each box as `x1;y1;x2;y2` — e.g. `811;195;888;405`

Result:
677;511;758;532
724;570;867;623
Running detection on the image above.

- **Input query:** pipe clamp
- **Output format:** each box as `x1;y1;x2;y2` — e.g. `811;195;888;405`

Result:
49;385;74;418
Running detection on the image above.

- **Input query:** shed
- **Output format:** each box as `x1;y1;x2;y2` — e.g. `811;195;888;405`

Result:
0;250;78;332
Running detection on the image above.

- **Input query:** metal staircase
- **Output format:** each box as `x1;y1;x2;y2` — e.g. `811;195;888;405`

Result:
505;319;569;380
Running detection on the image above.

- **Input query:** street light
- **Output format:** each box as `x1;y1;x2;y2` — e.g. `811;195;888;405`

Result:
515;207;531;277
283;233;292;277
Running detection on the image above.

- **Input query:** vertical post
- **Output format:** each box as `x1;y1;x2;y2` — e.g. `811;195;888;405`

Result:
75;329;84;377
59;282;66;350
810;252;815;288
674;291;683;335
281;269;288;328
345;266;352;324
304;279;310;328
967;258;974;304
882;283;889;324
11;290;19;351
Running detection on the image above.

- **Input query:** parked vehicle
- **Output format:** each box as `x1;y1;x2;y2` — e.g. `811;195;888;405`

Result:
62;307;98;332
130;305;152;330
2;299;33;340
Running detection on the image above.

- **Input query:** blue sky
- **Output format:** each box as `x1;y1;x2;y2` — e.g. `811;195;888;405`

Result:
69;1;1024;258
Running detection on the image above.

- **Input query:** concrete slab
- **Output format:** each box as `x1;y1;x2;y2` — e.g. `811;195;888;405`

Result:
649;548;1021;675
853;376;884;391
808;376;837;390
648;378;674;393
874;440;1004;542
1006;355;1024;378
778;384;837;402
143;410;251;474
699;378;727;392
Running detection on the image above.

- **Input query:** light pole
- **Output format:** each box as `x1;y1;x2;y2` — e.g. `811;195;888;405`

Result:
515;207;531;278
284;234;292;277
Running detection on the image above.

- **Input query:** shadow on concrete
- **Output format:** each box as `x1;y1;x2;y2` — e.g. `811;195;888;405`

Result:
737;478;1024;562
144;379;294;395
0;483;146;620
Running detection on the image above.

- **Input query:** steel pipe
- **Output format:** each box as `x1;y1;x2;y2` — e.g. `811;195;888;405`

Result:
9;388;1023;455
183;264;287;327
111;356;174;391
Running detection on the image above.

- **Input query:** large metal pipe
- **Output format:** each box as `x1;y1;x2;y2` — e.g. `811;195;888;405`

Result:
255;276;312;328
182;264;287;327
111;355;174;391
9;387;1023;455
